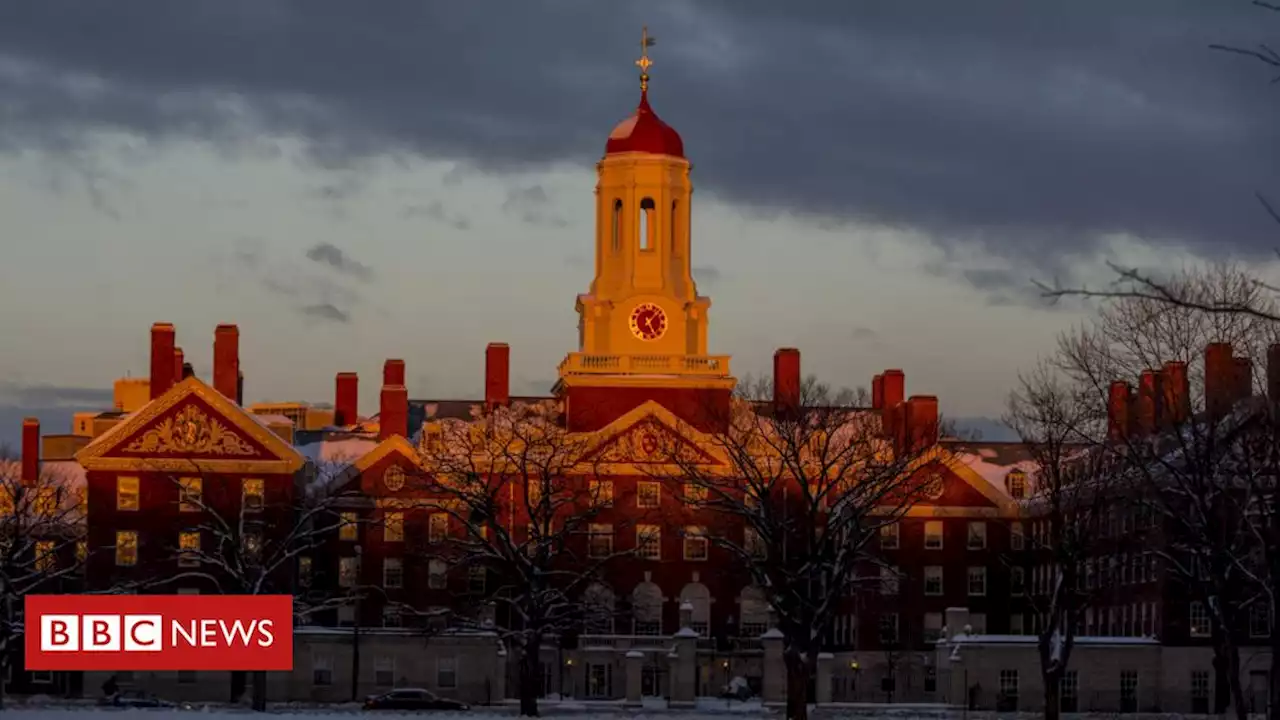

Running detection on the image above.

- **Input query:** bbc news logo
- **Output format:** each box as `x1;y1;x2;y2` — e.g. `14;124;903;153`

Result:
25;594;293;671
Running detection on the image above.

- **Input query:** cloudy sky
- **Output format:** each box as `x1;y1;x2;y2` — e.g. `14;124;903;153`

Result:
0;1;1276;446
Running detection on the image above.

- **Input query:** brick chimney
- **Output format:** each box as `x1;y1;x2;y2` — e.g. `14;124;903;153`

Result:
237;370;244;405
334;372;359;427
880;369;905;440
871;374;884;410
1135;369;1163;437
182;363;195;379
213;324;240;402
486;343;511;410
21;418;39;486
773;348;801;416
1161;361;1191;427
1205;342;1235;420
150;322;176;400
1268;344;1280;404
173;347;184;383
380;359;408;440
1234;356;1253;402
1107;380;1132;442
904;396;939;453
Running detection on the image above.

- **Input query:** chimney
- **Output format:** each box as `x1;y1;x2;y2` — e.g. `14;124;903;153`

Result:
880;369;905;440
871;374;885;410
21;418;39;486
1268;344;1280;405
335;372;359;427
182;363;195;379
1161;361;1191;427
213;324;240;401
173;347;184;383
773;348;801;416
1135;369;1163;437
150;322;176;400
1107;380;1132;442
485;343;511;410
1234;356;1253;402
1205;342;1235;420
237;370;244;405
380;359;409;440
904;396;939;453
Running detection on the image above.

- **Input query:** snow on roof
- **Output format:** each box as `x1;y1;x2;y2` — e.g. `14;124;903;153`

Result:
296;434;380;498
949;633;1158;646
254;414;295;426
943;441;1037;500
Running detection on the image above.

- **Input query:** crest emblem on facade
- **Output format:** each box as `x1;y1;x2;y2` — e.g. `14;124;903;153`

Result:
123;405;258;456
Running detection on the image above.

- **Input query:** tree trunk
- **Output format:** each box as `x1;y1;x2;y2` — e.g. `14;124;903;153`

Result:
230;670;247;704
1041;668;1061;720
1269;625;1280;720
517;643;541;717
251;670;267;712
1212;632;1248;720
782;650;812;720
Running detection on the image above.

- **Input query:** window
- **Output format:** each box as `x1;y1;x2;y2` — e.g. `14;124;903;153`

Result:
967;566;987;596
382;607;401;628
589;479;614;507
179;531;200;567
1009;613;1024;635
468;566;486;594
744;528;766;558
1250;603;1271;638
179;477;201;512
1189;601;1211;637
683;526;708;561
611;199;622;251
339;512;358;541
879;613;899;644
243;532;262;562
312;654;333;686
339;556;359;588
35;540;55;572
1191;670;1210;714
375;657;396;687
923;612;943;642
298;556;312;587
588;524;614;558
1010;567;1025;596
35;488;58;516
115;531;138;566
383;558;403;588
384;511;404;542
637;482;661;508
637;525;661;560
1119;670;1139;713
1010;521;1025;550
437;657;457;689
1060;671;1079;713
117;476;140;511
967;521;987;549
76;541;87;564
924;521;943;549
924;566;944;595
242;478;264;512
429;513;448;543
880;522;899;549
1006;470;1026;499
880;566;900;595
998;670;1019;711
924;666;937;693
429;559;447;589
970;613;987;634
638;197;655;251
683;482;707;505
588;663;612;698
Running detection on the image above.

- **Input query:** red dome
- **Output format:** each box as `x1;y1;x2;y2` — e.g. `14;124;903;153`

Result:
605;90;685;158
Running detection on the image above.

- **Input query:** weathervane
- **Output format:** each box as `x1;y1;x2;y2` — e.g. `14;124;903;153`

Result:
636;26;656;92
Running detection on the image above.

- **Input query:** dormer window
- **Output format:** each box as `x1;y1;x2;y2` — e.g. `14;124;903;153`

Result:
1006;470;1027;499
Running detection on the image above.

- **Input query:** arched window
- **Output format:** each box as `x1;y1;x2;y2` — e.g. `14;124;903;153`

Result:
639;197;655;251
611;199;622;252
632;581;663;635
583;583;616;635
679;582;711;636
670;200;679;258
739;585;769;637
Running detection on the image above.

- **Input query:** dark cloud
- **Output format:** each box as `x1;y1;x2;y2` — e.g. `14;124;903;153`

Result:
692;265;722;286
501;185;568;228
850;326;878;341
401;200;471;231
305;242;373;281
300;303;350;323
0;382;113;408
1;0;1276;268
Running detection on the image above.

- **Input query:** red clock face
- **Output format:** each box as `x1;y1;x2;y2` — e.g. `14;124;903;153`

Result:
629;303;668;341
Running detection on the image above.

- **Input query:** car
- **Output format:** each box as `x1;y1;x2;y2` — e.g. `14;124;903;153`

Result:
363;688;470;711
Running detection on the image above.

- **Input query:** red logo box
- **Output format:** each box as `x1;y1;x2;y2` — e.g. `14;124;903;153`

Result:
25;594;294;671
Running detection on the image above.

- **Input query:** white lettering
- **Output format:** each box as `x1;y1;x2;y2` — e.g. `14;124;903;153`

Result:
171;620;198;647
256;619;274;647
40;614;80;652
219;619;255;646
123;615;162;651
199;619;218;646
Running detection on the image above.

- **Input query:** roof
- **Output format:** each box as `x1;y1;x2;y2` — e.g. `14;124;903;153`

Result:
605;90;685;158
942;441;1038;502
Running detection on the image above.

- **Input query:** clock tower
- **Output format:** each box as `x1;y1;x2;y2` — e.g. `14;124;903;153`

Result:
556;28;735;430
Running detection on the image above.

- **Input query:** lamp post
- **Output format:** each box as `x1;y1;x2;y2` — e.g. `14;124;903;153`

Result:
849;659;860;703
564;657;574;699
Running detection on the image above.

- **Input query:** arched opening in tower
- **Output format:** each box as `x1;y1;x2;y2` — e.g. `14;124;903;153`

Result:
612;199;623;253
639;197;656;251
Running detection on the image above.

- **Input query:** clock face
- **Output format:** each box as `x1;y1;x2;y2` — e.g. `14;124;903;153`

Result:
383;465;405;492
629;303;668;341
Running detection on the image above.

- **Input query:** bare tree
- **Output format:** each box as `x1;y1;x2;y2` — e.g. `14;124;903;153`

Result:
411;400;629;718
0;454;87;706
661;376;935;720
1004;363;1134;720
159;467;357;711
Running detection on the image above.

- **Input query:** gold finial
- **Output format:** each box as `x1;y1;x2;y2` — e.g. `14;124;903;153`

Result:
635;26;655;92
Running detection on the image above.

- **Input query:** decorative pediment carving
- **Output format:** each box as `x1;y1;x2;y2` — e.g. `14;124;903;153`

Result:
587;418;720;466
123;404;259;456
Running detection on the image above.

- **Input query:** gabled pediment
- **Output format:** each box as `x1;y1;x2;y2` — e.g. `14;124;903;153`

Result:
911;446;1018;516
75;377;305;474
578;400;727;471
